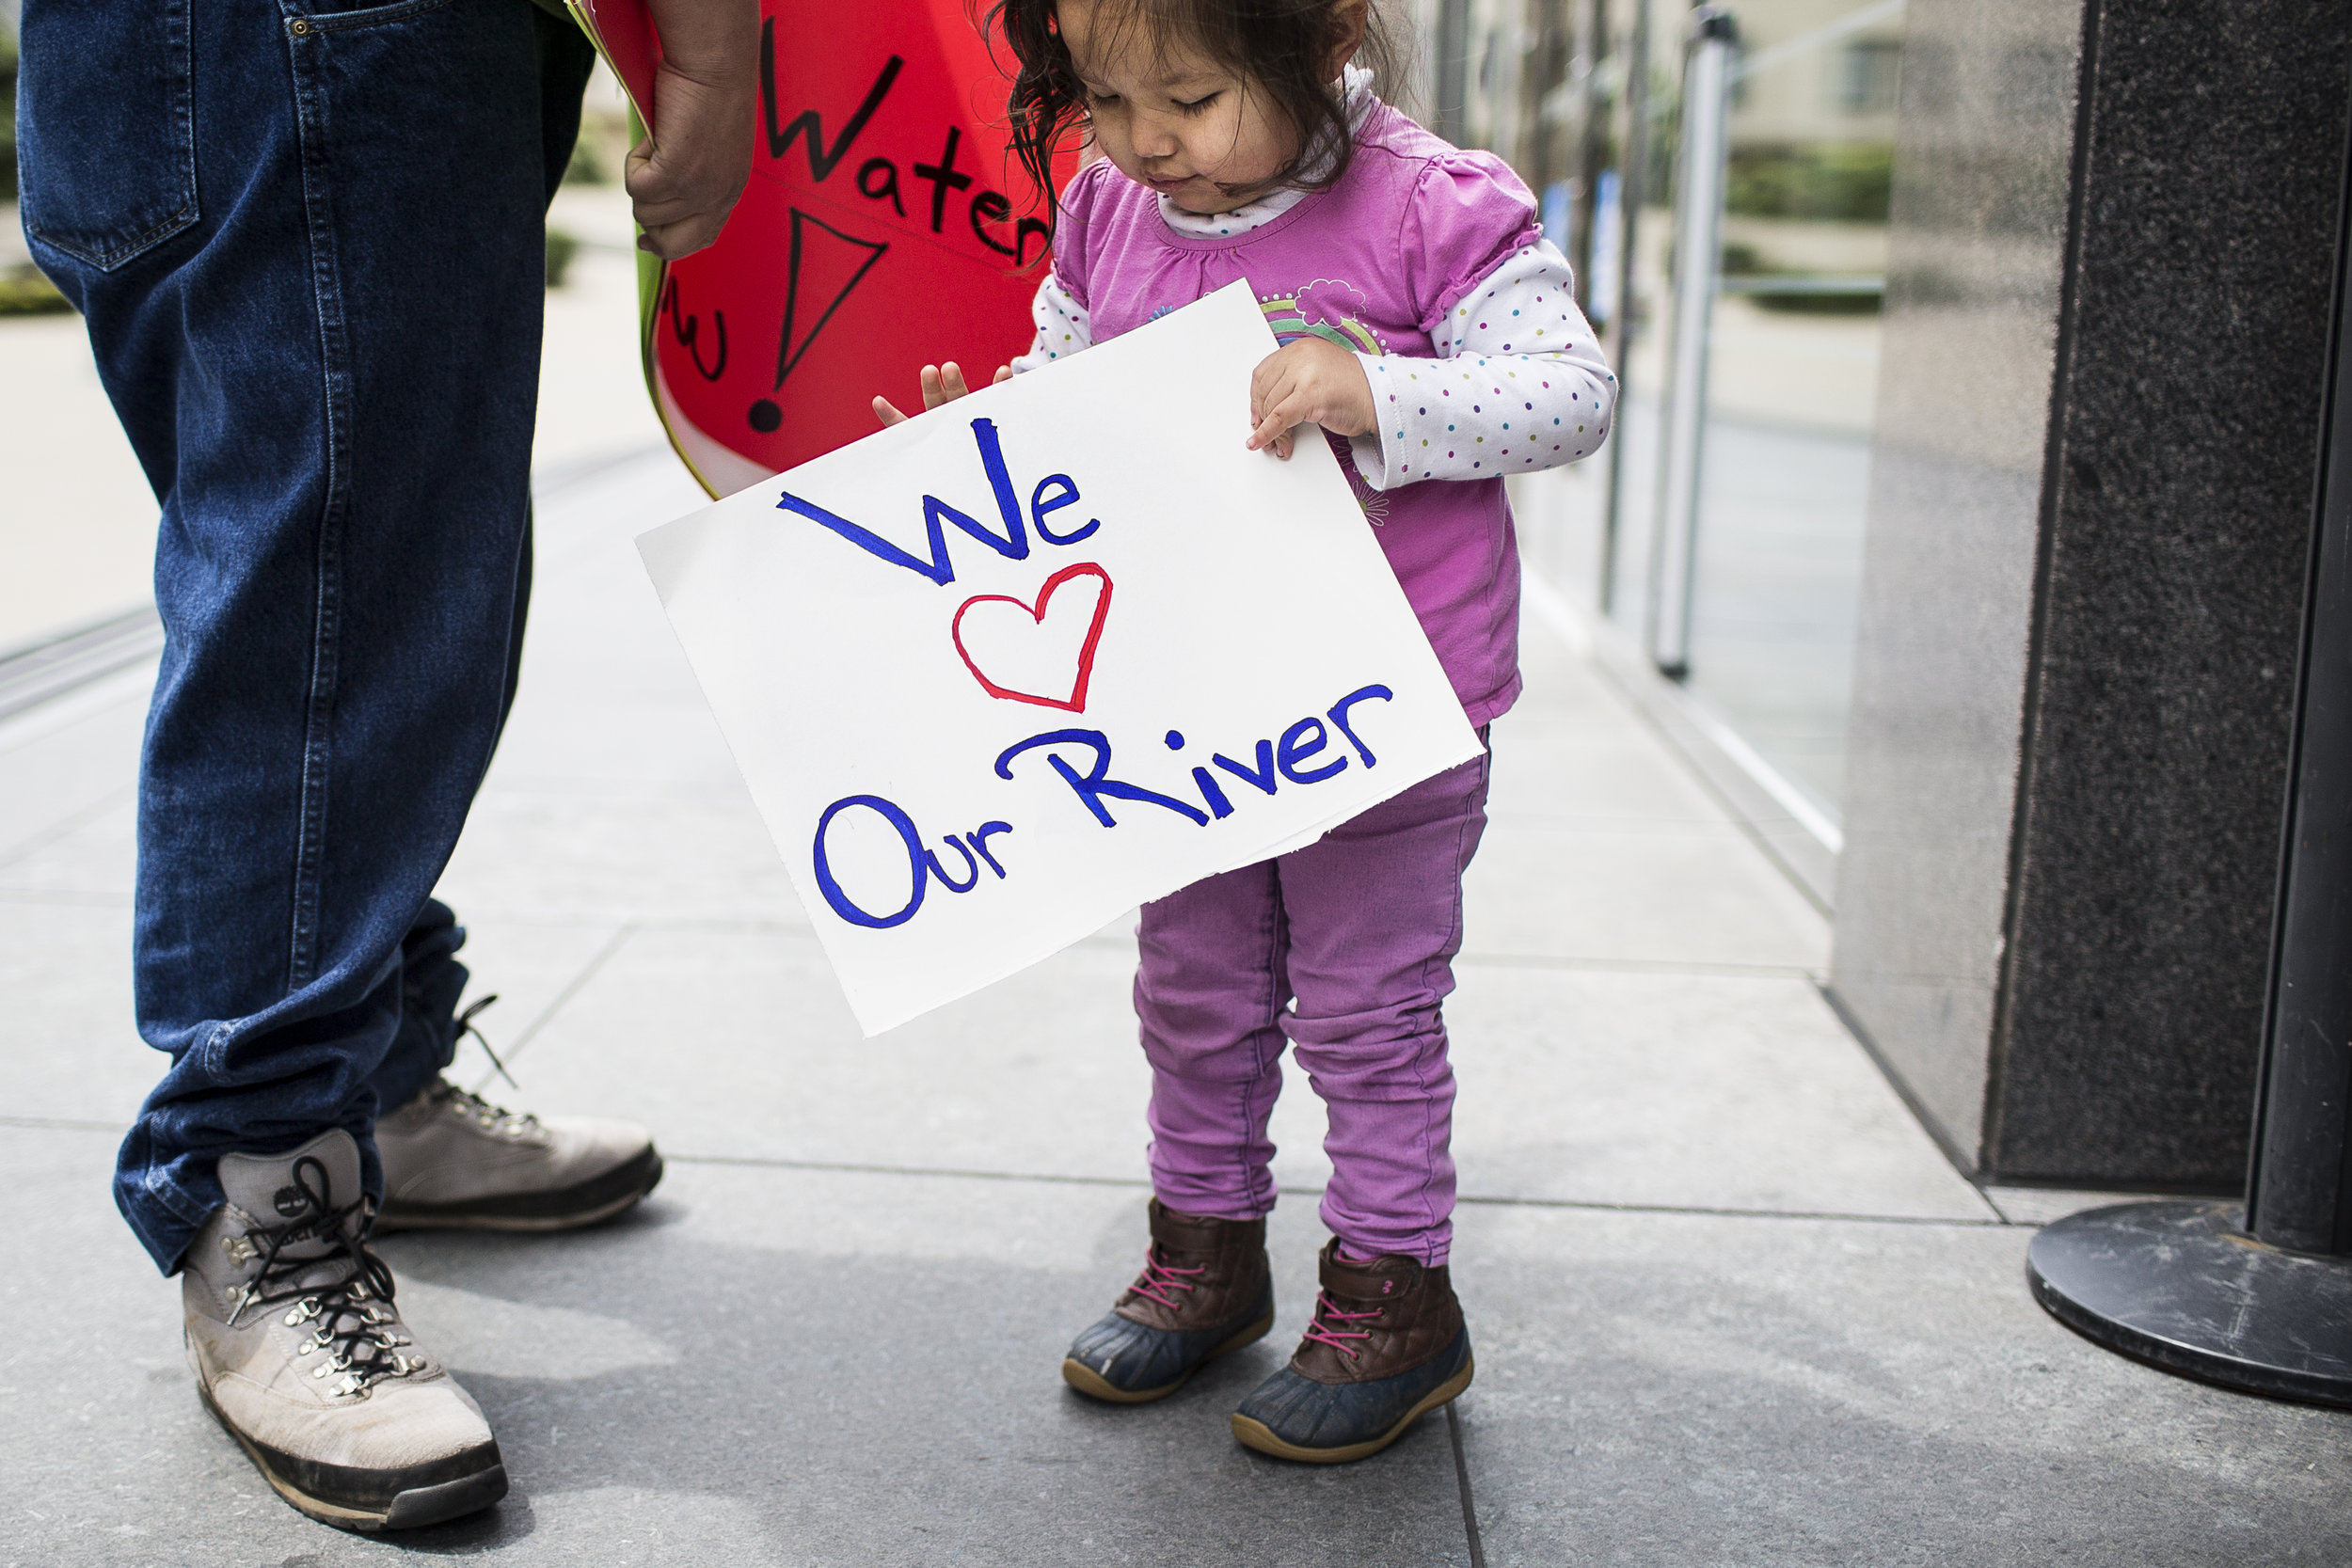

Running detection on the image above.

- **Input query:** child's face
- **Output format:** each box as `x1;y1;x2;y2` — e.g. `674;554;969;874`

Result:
1058;0;1299;214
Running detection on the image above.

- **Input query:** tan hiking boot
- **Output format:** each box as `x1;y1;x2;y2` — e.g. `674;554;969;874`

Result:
1061;1198;1276;1402
183;1131;504;1530
1230;1240;1474;1463
373;1078;660;1233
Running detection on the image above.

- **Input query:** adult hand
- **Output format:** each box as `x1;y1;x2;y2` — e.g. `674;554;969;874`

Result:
873;360;1014;426
1247;337;1375;460
628;0;758;259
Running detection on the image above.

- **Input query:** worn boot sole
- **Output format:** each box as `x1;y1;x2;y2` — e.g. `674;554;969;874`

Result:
1060;1307;1277;1403
196;1380;507;1531
1229;1351;1475;1464
373;1149;663;1234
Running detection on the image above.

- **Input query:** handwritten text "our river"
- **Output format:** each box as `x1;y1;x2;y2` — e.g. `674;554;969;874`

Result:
776;420;1399;931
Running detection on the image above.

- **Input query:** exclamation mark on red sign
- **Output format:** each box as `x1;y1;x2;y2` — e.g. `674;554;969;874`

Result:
749;209;891;434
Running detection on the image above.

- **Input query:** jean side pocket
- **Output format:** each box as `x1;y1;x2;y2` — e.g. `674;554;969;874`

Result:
16;0;200;271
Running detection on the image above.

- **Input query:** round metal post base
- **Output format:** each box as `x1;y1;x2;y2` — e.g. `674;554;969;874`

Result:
2026;1201;2352;1407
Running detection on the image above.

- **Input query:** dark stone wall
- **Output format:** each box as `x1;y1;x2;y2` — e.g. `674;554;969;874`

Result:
1988;1;2350;1186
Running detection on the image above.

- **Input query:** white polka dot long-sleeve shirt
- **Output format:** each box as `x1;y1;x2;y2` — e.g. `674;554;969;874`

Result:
1012;277;1092;371
1343;242;1614;489
1011;235;1615;493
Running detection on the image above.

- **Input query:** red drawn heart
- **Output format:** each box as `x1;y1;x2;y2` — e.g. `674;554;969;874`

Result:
950;562;1115;712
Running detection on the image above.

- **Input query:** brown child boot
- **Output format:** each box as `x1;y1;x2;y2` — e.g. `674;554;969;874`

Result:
1230;1239;1474;1463
1061;1198;1276;1402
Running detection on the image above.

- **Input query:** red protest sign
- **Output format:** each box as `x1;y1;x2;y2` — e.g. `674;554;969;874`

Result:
571;0;1057;494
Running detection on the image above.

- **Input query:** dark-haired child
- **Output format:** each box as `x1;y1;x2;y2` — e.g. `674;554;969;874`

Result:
875;0;1614;1463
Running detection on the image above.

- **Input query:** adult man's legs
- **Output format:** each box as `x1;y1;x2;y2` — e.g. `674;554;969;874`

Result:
21;0;640;1528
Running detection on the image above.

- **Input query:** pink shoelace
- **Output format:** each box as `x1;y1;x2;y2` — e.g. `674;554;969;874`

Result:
1300;1291;1385;1358
1126;1247;1207;1310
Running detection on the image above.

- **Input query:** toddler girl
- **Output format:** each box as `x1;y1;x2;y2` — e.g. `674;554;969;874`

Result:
878;0;1614;1463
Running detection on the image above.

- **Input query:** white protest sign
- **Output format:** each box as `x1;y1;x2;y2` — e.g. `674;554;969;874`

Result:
636;281;1484;1034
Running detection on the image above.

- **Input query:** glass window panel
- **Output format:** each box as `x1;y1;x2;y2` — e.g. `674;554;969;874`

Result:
1494;0;1897;831
1678;0;1900;821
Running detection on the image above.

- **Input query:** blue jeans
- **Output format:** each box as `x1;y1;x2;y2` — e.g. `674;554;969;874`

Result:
18;0;596;1272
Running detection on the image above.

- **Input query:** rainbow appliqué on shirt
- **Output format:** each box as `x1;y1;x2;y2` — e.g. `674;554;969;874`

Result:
1258;285;1389;356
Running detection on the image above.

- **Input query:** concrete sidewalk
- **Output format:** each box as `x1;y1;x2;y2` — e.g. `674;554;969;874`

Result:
2;451;2345;1566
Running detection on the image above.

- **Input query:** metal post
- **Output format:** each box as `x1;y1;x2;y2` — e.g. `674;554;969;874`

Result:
2025;83;2352;1405
1525;0;1569;204
1434;0;1471;148
1645;6;1736;678
2248;237;2352;1256
1596;0;1651;616
1568;0;1611;319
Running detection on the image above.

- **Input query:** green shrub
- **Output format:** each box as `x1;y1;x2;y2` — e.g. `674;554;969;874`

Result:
1752;290;1881;315
1726;143;1893;223
545;228;580;290
0;266;72;316
562;136;605;185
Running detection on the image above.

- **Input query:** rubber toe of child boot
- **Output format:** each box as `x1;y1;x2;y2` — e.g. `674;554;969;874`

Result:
1230;1241;1474;1463
1063;1280;1276;1402
1231;1326;1472;1463
1060;1199;1275;1403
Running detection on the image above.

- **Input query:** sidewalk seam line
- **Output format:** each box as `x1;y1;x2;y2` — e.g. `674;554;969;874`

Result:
658;1152;2015;1226
0;1123;2022;1227
1453;952;1821;978
467;921;639;1092
1448;1402;1487;1568
452;913;1822;980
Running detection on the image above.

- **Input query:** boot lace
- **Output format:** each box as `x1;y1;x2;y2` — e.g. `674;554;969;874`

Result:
455;993;522;1092
1125;1245;1207;1310
222;1155;423;1399
430;996;541;1136
1300;1291;1384;1360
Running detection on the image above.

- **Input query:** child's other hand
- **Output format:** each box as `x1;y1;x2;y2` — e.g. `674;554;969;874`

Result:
1248;338;1375;459
873;361;1015;426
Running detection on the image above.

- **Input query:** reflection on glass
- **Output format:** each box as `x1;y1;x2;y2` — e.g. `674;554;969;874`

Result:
1681;0;1899;820
1445;0;1896;830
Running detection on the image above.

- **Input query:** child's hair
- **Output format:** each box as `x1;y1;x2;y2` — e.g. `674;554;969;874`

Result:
992;0;1395;212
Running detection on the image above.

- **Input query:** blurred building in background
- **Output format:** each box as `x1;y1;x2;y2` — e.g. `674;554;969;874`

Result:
1422;0;2352;1198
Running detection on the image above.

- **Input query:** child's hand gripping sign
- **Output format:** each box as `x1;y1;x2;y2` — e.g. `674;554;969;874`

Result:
637;283;1484;1034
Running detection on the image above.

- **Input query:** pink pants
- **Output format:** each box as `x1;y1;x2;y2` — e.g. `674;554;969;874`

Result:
1133;744;1490;1265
